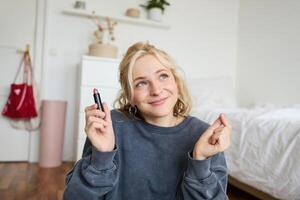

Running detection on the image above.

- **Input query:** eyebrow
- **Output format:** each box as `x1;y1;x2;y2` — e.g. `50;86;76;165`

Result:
133;69;169;82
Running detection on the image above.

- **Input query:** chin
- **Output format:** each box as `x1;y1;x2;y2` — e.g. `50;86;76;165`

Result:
142;106;174;118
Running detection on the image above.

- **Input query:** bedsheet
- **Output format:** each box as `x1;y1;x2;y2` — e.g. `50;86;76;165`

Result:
193;106;300;200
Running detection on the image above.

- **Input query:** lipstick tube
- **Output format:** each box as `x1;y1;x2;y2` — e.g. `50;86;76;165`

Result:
93;88;104;111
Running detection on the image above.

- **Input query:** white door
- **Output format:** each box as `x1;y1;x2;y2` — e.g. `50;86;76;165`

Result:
0;0;37;161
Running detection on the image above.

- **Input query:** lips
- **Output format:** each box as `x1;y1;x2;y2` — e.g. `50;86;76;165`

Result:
149;97;168;106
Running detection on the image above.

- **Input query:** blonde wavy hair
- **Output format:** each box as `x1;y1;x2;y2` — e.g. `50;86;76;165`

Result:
114;41;192;119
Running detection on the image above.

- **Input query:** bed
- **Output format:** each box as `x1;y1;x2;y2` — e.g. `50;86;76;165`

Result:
187;77;300;200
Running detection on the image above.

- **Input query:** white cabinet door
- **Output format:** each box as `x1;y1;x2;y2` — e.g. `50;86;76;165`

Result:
76;57;120;160
0;0;37;161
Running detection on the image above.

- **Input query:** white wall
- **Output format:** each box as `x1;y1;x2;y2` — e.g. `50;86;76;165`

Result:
42;0;239;161
237;0;300;106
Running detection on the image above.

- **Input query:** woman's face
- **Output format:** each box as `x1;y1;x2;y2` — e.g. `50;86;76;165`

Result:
132;55;179;122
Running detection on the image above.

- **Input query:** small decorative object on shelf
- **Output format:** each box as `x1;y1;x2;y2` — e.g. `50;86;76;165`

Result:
125;8;140;18
74;1;86;10
140;0;170;21
88;12;118;58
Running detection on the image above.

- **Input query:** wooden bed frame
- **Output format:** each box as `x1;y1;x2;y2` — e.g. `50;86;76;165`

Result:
228;176;279;200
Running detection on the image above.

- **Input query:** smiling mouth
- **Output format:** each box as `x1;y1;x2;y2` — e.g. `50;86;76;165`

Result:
149;97;168;106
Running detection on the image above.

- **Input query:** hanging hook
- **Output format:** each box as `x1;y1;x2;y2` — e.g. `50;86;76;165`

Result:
16;44;30;54
25;44;30;53
24;44;31;64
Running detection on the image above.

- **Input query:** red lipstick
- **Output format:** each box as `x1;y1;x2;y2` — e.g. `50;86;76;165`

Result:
93;88;104;111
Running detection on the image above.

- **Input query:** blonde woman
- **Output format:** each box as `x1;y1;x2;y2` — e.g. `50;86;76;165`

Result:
64;42;231;200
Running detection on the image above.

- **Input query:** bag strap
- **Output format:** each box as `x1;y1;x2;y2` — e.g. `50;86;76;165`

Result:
24;52;34;85
16;84;28;111
13;51;34;85
13;53;26;83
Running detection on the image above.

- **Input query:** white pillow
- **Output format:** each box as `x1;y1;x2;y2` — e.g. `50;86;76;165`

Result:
186;76;237;111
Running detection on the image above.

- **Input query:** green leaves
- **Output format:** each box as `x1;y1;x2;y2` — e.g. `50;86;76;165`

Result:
140;0;170;13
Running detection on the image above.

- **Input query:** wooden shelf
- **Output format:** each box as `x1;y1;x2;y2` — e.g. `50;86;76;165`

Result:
62;9;170;29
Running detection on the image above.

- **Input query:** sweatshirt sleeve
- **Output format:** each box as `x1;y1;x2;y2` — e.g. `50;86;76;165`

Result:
63;138;119;200
177;152;228;200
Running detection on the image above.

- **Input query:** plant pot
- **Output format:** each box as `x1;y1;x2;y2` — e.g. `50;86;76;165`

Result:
148;8;163;21
88;43;118;58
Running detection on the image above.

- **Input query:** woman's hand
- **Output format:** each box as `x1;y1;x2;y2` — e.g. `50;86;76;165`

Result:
193;113;232;160
84;103;115;152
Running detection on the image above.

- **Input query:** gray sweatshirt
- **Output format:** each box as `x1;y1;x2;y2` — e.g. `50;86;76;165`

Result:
63;110;228;200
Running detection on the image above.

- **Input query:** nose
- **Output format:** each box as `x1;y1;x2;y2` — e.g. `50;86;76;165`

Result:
150;81;162;96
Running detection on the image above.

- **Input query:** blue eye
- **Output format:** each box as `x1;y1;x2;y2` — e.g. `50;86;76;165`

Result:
135;81;147;88
159;73;169;80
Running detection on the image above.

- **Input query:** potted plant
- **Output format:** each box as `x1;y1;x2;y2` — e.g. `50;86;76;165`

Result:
140;0;170;21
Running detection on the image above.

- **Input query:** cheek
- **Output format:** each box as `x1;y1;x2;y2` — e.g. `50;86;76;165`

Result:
167;78;179;95
132;89;147;105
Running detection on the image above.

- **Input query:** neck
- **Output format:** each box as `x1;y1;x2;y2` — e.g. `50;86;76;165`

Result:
143;114;184;127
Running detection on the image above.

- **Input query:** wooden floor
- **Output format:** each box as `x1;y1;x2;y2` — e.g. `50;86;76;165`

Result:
0;162;259;200
0;162;73;200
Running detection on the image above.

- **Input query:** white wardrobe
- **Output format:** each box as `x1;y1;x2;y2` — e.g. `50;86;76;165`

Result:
76;56;120;160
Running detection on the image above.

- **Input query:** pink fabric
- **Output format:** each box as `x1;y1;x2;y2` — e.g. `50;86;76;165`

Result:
39;100;67;168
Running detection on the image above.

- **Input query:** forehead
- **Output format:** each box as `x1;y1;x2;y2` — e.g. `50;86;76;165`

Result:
132;55;170;77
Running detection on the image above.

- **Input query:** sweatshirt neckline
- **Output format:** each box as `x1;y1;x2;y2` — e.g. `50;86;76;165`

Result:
136;116;192;134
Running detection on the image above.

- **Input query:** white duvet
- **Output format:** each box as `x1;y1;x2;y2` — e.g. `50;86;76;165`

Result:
193;105;300;200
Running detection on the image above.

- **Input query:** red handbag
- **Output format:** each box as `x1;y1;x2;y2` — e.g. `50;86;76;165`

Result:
2;51;38;119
